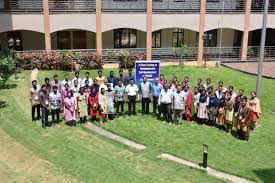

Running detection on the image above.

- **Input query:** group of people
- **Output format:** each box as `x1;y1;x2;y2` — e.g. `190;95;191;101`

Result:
29;69;261;141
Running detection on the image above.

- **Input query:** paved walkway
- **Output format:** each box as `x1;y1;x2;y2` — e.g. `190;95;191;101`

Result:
222;62;275;79
83;123;146;150
158;154;256;183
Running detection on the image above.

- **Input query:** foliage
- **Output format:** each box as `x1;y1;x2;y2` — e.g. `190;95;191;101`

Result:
107;49;145;69
0;54;15;84
15;50;103;71
173;44;189;68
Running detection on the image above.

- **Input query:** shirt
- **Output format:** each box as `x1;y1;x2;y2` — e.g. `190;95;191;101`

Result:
152;83;163;97
173;91;185;110
96;76;106;85
124;75;135;86
49;92;61;109
125;84;139;96
39;91;49;108
61;79;72;88
81;77;93;87
107;76;118;87
99;84;108;92
29;86;40;105
139;82;151;98
159;89;173;104
71;77;82;86
71;85;80;95
50;80;61;91
114;85;125;101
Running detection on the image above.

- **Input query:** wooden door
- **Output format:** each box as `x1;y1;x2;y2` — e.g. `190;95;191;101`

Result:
57;31;71;49
73;31;86;49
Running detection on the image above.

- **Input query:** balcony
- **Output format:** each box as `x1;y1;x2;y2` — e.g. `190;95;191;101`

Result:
102;0;146;12
153;0;200;13
0;0;43;12
206;0;245;13
251;0;275;13
49;0;96;13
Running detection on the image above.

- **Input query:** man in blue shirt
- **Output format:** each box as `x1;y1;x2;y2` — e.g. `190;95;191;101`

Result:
152;78;163;116
124;69;135;86
107;70;118;87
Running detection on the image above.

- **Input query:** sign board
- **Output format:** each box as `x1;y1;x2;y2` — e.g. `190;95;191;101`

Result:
135;60;160;85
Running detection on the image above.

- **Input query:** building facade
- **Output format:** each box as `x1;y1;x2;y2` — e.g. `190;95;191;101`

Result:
0;0;275;63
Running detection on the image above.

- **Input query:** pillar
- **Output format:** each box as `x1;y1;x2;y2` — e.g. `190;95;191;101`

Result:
146;0;153;60
43;0;51;53
197;0;206;65
241;0;252;61
96;0;102;55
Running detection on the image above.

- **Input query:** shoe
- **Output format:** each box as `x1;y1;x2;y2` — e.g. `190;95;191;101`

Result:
42;125;46;129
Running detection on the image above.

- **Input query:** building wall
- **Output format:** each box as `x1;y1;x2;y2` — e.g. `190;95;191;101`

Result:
217;29;235;47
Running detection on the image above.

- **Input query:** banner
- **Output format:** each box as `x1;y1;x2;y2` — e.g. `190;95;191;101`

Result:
135;60;160;85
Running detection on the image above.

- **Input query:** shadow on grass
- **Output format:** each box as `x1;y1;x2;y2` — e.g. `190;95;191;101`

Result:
0;84;17;90
253;168;275;183
0;101;8;109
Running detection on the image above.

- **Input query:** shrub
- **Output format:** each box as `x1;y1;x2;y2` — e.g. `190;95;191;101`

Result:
15;50;103;70
0;54;15;84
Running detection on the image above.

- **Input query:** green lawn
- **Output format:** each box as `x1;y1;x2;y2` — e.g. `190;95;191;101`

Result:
1;66;274;182
0;70;223;182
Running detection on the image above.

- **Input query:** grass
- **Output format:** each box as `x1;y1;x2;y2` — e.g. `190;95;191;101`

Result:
37;66;275;182
0;70;224;182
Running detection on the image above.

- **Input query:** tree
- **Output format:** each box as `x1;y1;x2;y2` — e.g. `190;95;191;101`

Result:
0;54;15;84
173;44;189;69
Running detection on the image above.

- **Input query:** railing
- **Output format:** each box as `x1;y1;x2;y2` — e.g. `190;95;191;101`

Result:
204;47;241;61
247;46;275;61
102;48;146;62
48;0;96;12
206;0;245;13
102;0;146;12
251;0;275;13
153;0;200;13
0;0;43;12
152;47;198;60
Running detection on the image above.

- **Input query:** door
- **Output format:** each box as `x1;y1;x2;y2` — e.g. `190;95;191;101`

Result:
73;31;87;49
57;31;71;49
7;31;23;51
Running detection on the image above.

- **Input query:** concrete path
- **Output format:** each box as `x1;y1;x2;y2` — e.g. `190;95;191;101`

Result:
83;122;146;150
222;62;275;79
158;154;256;183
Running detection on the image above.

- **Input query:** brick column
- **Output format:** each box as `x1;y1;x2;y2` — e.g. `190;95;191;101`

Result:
96;0;102;55
197;0;206;65
241;0;252;61
43;0;51;53
146;0;153;60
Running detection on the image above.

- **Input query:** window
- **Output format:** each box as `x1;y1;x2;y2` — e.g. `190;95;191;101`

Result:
114;29;137;48
152;30;161;48
204;29;217;47
172;28;184;47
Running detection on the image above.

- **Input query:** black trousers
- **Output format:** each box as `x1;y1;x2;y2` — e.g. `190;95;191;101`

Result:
116;101;124;114
128;96;136;115
142;98;150;114
152;96;159;114
32;104;40;121
51;108;60;123
161;103;172;122
41;107;49;127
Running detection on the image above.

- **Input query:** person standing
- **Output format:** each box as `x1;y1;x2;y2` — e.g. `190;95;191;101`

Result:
114;80;126;116
238;97;252;141
249;91;261;130
89;88;99;121
193;86;200;122
173;85;185;125
107;70;118;88
39;84;50;129
91;79;100;94
124;69;135;86
96;70;106;85
139;76;152;115
50;74;61;92
81;72;93;87
217;92;226;130
61;73;71;88
76;87;88;124
118;69;125;85
234;89;245;136
64;90;77;126
159;74;165;86
197;89;209;125
106;84;115;120
152;78;163;116
44;78;51;94
99;79;108;92
49;86;61;125
159;84;173;122
125;79;139;116
224;86;236;133
182;85;192;122
71;71;82;86
71;80;80;96
204;78;212;92
208;87;218;126
29;80;40;122
99;88;108;123
61;83;70;111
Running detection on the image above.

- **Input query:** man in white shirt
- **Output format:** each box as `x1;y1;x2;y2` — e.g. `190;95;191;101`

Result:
159;84;173;122
61;73;71;88
49;86;61;125
125;79;139;116
173;85;185;125
71;71;82;87
99;79;108;92
139;76;152;114
81;71;93;87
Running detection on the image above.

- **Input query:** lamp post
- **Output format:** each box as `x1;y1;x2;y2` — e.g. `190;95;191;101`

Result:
202;33;213;68
202;144;208;169
8;37;21;79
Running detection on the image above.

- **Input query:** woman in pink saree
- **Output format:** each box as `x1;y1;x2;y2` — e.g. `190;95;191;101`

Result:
64;90;77;126
61;83;70;111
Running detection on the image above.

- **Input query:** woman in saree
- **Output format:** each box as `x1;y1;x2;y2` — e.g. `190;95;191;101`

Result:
61;83;70;111
238;97;252;141
249;91;261;130
89;88;99;121
99;88;108;123
106;84;115;120
64;90;77;126
76;87;88;124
